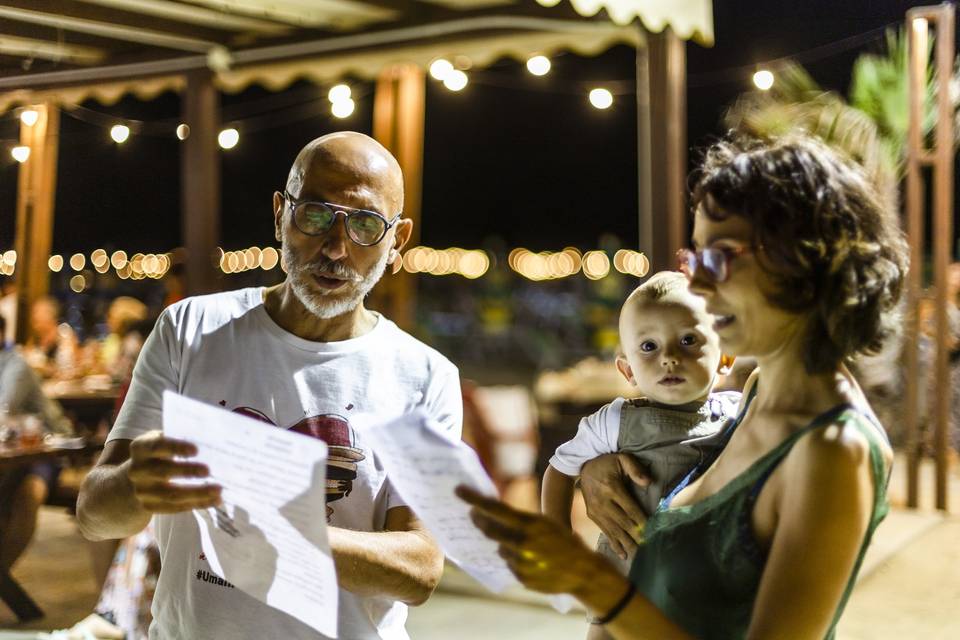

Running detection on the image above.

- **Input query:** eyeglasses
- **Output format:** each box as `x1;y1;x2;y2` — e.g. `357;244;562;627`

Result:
283;190;401;247
676;246;752;283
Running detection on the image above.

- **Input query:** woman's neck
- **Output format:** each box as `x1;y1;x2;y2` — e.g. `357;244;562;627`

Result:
751;328;848;418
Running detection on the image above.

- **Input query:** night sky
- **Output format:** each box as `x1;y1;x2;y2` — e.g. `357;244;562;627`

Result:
0;1;931;256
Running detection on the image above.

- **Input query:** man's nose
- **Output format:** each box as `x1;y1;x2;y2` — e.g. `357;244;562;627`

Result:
320;213;349;262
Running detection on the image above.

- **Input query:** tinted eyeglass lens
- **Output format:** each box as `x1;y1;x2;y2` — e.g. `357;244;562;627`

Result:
295;203;336;234
346;212;386;245
701;248;728;282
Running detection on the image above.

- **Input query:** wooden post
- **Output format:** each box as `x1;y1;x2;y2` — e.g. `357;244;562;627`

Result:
646;27;687;272
13;103;59;345
931;3;954;511
181;70;221;296
904;12;927;508
905;4;955;511
635;27;653;267
371;63;425;331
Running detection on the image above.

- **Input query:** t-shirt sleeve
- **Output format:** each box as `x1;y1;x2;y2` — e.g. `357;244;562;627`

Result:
108;309;181;443
548;398;623;477
385;362;463;512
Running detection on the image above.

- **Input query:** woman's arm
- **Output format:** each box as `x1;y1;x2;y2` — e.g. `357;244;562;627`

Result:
457;485;693;640
746;421;879;639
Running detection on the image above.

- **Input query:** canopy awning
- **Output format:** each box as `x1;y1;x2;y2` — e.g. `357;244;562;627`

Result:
0;0;711;113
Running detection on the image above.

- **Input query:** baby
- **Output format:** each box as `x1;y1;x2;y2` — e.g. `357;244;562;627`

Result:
542;271;740;638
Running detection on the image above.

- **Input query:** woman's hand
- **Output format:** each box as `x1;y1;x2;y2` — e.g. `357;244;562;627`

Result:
580;453;650;559
456;485;618;597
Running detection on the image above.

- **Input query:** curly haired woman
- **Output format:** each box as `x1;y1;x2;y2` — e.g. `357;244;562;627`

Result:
460;135;908;640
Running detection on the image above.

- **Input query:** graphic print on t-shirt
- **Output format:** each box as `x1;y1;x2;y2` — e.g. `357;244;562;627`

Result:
229;404;367;521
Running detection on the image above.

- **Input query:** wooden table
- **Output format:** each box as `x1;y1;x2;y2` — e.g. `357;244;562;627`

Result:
0;439;102;622
43;380;121;436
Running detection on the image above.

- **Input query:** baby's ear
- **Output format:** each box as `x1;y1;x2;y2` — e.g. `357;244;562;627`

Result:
717;354;736;376
616;356;636;386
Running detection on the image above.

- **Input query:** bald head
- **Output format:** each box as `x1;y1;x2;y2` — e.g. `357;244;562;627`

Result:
286;132;404;216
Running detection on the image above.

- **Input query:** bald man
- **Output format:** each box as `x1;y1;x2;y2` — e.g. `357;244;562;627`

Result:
77;133;462;639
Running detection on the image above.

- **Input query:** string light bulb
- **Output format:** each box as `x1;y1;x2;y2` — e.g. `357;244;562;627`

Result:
752;69;774;91
443;69;468;92
110;124;130;143
589;88;613;110
331;99;355;119
328;84;351;103
526;55;551;76
11;146;30;163
176;124;190;140
218;128;239;149
429;59;454;81
19;109;38;126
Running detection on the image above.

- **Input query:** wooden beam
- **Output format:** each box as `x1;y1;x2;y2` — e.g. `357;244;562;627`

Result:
647;27;687;272
73;0;292;34
0;2;220;53
371;63;425;331
181;70;221;296
13;103;59;345
0;35;105;64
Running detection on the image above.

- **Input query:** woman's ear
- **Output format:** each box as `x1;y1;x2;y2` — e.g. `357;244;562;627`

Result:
615;356;636;386
717;354;736;376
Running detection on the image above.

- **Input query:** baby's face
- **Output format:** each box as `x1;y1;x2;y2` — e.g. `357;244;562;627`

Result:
619;298;722;405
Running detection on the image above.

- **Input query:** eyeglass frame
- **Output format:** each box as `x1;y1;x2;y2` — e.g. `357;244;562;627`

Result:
676;245;753;283
282;190;402;247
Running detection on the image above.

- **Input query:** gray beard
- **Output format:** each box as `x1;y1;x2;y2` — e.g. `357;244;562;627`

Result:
281;236;389;321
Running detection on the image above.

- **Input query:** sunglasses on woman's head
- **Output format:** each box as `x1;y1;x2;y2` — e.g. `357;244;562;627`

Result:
676;246;752;283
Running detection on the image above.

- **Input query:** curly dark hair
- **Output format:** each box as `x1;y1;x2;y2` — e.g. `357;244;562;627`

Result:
691;134;909;375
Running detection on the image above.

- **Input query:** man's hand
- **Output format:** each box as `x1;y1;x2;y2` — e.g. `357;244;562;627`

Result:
579;453;650;559
128;430;222;514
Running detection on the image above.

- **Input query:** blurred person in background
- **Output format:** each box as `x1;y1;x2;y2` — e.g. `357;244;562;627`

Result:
0;314;74;575
96;296;149;383
23;296;79;379
0;276;16;346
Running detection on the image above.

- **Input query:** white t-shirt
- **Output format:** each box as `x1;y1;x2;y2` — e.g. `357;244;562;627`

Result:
108;288;462;640
549;392;742;476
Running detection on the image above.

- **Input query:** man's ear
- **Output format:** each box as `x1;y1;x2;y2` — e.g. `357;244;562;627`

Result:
392;218;414;254
717;354;736;376
615;355;636;386
272;191;284;242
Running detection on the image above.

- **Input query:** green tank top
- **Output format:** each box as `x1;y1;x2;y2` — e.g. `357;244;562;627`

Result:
627;385;890;639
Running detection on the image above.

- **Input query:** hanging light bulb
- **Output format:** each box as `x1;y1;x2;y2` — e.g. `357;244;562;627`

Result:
589;88;613;109
443;70;468;92
526;55;551;76
331;99;355;119
218;128;239;149
176;123;190;140
429;59;454;81
110;124;130;143
328;84;351;103
19;109;39;126
752;69;774;91
11;146;30;163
